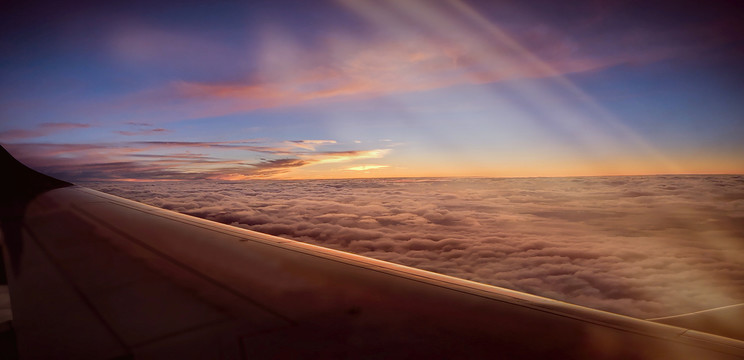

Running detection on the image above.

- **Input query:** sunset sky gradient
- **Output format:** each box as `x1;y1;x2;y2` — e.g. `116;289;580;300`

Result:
1;0;743;180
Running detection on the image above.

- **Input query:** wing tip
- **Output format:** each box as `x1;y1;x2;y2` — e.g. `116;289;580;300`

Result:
648;303;744;342
0;145;71;203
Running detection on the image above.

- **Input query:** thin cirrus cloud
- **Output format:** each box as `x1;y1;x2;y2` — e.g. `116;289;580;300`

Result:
207;150;391;181
209;149;393;180
113;121;171;136
1;0;741;181
114;0;700;179
5;140;392;182
158;0;702;120
85;175;744;320
331;0;683;169
287;140;338;151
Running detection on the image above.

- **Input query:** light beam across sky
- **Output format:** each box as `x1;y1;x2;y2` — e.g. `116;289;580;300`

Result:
1;0;742;181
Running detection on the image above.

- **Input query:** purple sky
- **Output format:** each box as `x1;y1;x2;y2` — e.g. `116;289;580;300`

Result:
1;0;743;181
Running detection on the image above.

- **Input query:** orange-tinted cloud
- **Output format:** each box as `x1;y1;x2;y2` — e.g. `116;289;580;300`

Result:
345;164;388;171
4;140;392;182
308;149;390;164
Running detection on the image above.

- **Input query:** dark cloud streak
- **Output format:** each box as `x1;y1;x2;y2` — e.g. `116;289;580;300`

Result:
0;123;91;141
114;128;169;136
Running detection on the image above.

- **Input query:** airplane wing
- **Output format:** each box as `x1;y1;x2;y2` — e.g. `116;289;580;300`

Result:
1;145;743;359
648;304;744;343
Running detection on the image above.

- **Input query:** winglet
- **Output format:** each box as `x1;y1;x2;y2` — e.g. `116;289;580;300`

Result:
0;145;71;203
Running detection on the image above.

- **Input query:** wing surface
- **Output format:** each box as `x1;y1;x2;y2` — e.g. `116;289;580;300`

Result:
1;146;743;359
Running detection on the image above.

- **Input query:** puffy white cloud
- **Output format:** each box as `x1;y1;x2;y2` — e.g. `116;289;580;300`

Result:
85;175;744;319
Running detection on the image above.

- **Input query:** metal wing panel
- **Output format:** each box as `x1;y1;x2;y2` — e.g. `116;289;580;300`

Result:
2;185;743;359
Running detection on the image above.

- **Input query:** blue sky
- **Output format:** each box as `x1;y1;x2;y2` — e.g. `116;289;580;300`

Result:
1;0;742;181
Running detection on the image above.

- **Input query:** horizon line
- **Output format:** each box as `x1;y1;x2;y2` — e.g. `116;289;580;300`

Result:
73;172;744;183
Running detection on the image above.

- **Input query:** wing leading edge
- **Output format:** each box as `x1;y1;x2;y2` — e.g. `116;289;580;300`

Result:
1;147;743;359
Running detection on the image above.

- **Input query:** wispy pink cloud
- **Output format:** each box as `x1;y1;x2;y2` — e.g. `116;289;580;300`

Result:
59;0;728;128
152;0;705;121
131;141;295;155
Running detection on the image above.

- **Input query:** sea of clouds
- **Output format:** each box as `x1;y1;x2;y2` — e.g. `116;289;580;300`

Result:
85;175;744;319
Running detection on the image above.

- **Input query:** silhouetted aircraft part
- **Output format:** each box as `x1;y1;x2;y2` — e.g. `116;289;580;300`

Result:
0;146;71;203
0;145;743;359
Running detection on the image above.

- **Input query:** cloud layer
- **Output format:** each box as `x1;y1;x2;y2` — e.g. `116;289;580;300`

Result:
86;175;744;319
5;141;391;181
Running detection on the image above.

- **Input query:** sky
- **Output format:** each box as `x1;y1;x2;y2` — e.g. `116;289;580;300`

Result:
1;0;743;181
